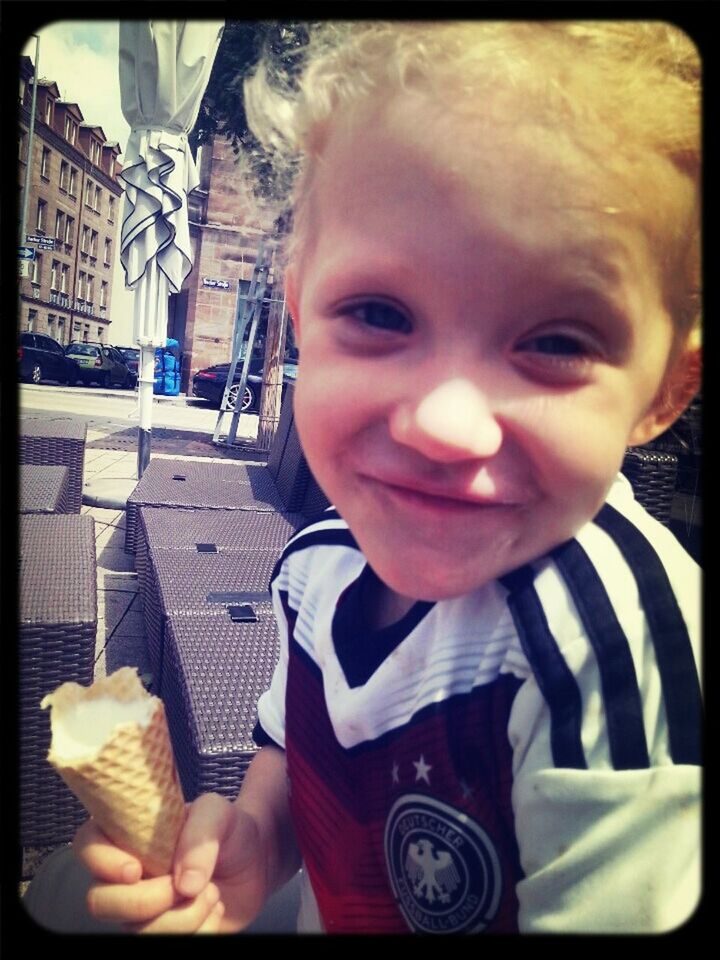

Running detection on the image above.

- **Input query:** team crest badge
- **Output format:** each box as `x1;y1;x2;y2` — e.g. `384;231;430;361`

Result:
384;794;502;933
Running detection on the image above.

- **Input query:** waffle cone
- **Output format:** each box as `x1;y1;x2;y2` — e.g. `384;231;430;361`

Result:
41;667;186;877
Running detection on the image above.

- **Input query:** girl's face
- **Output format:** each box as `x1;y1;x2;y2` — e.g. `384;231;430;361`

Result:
287;93;694;604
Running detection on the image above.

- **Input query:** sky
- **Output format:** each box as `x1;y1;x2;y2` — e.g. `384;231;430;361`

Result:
22;20;136;342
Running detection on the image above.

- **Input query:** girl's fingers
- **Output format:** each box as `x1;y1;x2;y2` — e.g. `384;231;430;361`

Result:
87;875;179;923
126;884;222;935
73;819;143;885
173;793;236;898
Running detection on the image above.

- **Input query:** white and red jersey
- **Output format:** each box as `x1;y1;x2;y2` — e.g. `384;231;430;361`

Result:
255;474;702;934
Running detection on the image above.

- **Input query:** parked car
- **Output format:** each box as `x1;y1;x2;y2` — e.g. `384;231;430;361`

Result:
192;355;298;412
18;332;80;385
64;342;136;388
115;346;140;380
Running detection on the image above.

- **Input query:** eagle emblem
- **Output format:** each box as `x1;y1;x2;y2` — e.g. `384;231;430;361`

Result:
406;839;461;904
385;794;502;933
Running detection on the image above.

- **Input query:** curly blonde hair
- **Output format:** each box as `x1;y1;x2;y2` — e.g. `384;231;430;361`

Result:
244;20;701;335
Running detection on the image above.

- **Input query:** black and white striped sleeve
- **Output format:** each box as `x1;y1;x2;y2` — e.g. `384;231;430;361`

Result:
502;502;702;933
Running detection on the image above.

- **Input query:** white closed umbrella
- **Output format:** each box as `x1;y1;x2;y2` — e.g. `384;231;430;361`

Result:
118;20;224;476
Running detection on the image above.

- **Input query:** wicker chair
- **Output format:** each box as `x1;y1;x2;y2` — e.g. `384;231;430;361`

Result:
621;447;679;527
19;418;86;514
19;464;71;515
19;515;97;845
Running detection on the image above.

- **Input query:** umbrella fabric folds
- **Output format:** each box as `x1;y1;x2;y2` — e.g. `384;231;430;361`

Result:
118;21;224;475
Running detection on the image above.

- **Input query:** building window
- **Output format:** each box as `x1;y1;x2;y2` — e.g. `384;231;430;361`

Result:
28;309;38;331
64;215;74;246
59;160;69;192
85;179;94;207
108;196;115;223
41;146;51;179
36;198;46;232
100;281;108;308
83;324;90;343
64;116;77;145
87;274;94;304
61;264;70;294
90;230;99;258
55;210;65;240
78;271;86;300
48;313;57;338
57;317;66;345
97;327;103;341
51;259;60;290
31;253;42;285
69;167;77;197
44;98;53;126
94;185;102;212
81;225;90;253
90;140;101;165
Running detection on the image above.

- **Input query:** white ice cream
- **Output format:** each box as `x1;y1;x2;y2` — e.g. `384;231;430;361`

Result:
50;695;157;761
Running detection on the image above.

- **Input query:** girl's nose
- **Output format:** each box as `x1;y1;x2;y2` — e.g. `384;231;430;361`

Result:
388;377;503;462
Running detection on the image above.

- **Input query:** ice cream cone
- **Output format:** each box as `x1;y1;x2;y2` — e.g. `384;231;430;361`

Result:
41;667;187;877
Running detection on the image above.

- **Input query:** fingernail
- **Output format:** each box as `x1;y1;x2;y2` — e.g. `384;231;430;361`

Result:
178;868;206;896
205;884;220;907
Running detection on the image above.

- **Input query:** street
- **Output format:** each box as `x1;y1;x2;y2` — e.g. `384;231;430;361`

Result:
19;382;260;458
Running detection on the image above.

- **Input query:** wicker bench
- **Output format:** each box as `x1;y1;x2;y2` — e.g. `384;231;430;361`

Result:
19;514;97;845
19;418;86;514
125;385;330;553
19;464;71;515
139;545;286;697
162;606;280;801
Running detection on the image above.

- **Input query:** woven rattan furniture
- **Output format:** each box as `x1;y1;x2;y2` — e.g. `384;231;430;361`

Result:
125;459;289;553
162;606;279;801
19;418;86;514
621;447;679;527
19;514;97;845
19;464;71;514
140;547;283;696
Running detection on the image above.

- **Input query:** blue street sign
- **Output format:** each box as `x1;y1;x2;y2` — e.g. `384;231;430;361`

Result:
18;246;36;260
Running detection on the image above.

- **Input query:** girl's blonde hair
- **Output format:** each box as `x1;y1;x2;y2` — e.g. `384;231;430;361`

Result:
244;20;701;334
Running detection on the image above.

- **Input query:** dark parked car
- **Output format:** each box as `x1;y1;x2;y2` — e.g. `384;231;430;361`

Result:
18;332;80;385
115;346;140;379
192;356;298;412
64;342;137;388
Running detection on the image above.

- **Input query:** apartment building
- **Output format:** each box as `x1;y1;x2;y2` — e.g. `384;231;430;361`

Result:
18;56;122;345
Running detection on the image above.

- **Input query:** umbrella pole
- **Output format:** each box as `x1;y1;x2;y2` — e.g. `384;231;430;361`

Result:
137;344;155;477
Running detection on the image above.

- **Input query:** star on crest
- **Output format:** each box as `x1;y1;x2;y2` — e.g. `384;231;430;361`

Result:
413;755;432;784
391;761;400;785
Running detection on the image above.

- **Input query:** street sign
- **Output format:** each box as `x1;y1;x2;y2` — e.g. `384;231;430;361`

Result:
26;234;56;250
202;277;230;289
18;246;36;260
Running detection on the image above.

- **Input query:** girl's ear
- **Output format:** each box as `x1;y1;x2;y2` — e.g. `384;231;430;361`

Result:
284;266;302;346
628;341;701;446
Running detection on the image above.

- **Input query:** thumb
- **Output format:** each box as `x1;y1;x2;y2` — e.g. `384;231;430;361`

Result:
173;792;236;899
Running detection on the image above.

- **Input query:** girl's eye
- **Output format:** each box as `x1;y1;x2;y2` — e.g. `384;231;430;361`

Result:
344;301;412;334
515;333;590;358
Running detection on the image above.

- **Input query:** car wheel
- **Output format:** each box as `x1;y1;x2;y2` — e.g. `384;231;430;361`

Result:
227;382;255;412
31;363;42;385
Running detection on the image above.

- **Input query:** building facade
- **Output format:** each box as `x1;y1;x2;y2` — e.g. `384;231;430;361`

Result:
18;56;123;346
170;134;291;394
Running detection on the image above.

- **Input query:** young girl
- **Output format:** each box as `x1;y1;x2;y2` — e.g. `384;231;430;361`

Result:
36;21;702;934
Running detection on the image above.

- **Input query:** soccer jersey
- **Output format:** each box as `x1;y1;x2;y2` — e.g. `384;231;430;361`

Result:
255;473;702;934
